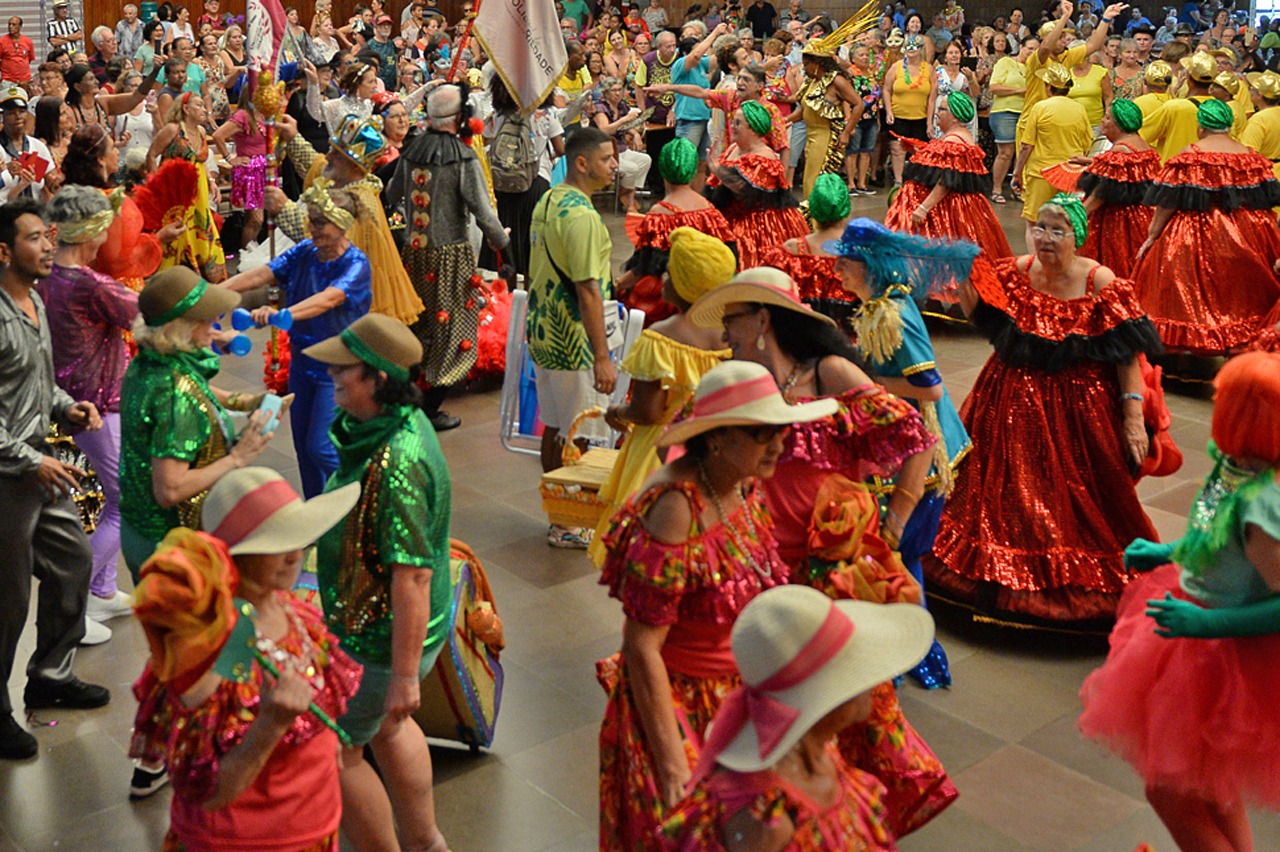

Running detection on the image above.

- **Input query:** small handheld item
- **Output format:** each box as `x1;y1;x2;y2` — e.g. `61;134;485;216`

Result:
233;306;294;332
257;393;283;433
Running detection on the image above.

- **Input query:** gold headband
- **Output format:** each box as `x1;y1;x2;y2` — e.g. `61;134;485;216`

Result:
58;188;124;244
300;178;354;231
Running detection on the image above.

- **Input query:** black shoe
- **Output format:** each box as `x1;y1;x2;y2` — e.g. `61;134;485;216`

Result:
130;765;170;799
0;714;37;759
428;411;461;432
24;676;110;710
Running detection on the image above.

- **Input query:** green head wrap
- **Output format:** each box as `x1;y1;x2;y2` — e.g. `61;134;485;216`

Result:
1197;98;1234;131
658;137;698;185
945;91;974;124
809;173;851;225
1110;98;1143;133
1039;192;1088;248
739;99;772;137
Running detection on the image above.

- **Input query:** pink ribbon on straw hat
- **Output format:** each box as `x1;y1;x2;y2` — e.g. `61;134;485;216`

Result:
692;602;854;781
689;373;778;418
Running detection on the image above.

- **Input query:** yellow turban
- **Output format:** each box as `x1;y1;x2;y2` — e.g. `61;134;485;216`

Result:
668;227;736;305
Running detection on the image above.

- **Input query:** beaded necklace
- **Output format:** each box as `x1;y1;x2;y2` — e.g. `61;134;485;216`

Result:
254;599;326;691
697;460;771;581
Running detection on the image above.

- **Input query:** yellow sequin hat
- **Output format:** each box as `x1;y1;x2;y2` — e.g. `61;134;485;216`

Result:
1035;61;1073;90
1181;51;1218;83
329;113;388;173
1038;20;1076;42
802;0;880;58
1144;59;1173;87
1248;69;1280;100
667;226;736;305
1213;70;1241;96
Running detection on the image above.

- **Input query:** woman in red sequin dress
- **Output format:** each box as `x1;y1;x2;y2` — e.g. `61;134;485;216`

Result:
597;361;836;850
1077;99;1161;279
884;92;1012;261
690;269;958;838
707;102;810;270
1132;99;1280;353
615;138;737;328
924;194;1165;631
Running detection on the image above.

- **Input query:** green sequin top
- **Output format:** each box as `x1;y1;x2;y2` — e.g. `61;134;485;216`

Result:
317;405;454;665
119;348;236;543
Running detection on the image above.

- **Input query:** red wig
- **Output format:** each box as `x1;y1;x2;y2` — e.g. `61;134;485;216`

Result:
1212;351;1280;466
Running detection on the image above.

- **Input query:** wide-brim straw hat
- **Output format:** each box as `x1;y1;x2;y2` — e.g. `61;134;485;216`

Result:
711;586;935;773
688;266;837;330
138;267;240;327
656;360;837;448
202;467;360;555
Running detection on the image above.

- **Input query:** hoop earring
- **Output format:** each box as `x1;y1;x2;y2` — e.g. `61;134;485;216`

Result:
756;334;767;351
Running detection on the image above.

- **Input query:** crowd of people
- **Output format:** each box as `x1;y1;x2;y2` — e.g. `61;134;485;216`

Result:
0;0;1278;850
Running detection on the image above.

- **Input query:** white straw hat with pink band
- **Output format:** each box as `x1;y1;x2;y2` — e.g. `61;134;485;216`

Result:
656;361;838;448
201;468;361;555
694;585;935;776
687;266;838;329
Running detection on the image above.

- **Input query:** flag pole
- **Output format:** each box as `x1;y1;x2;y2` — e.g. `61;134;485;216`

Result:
447;0;482;82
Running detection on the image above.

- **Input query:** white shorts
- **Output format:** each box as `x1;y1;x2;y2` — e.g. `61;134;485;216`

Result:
533;364;612;440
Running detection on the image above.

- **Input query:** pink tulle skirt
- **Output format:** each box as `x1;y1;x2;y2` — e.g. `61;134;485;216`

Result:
1078;564;1280;807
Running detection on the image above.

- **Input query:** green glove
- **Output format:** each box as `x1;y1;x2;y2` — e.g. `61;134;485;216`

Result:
1146;592;1280;639
1125;538;1177;572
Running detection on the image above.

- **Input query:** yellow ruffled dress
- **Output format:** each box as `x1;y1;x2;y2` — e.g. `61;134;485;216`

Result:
588;330;728;566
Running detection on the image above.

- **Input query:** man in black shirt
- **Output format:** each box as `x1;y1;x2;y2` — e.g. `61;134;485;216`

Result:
745;0;778;40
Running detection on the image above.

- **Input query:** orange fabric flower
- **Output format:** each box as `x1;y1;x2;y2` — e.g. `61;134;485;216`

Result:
807;475;920;606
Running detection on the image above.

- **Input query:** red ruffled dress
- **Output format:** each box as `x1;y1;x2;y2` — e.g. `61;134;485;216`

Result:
1077;146;1161;279
764;383;958;838
707;151;810;269
1131;145;1280;353
622;202;738;327
130;595;362;852
883;137;1012;261
597;480;789;850
924;257;1165;629
759;239;859;328
661;744;897;851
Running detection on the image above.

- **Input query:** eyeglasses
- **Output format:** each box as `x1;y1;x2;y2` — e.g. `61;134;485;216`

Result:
720;309;758;328
1031;225;1070;241
737;423;790;443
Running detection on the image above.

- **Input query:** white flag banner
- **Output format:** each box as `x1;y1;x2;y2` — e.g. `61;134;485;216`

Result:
473;0;568;113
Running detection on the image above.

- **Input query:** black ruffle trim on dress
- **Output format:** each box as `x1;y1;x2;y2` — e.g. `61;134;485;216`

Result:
903;162;992;195
1142;180;1280;212
1077;172;1151;206
707;183;799;212
624;245;669;276
972;302;1165;371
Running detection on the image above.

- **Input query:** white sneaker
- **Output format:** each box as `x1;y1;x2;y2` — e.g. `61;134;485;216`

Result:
80;617;111;646
87;591;133;622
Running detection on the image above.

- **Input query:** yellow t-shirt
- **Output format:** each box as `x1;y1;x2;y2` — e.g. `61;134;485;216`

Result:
1242;105;1280;159
1140;96;1210;163
990;55;1027;114
1021;96;1093;221
890;60;933;120
1021;44;1089;119
558;67;592;99
1067;63;1108;127
1133;91;1170;121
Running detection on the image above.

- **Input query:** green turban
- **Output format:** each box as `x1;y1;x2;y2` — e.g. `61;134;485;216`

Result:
1197;98;1234;131
659;137;698;185
809;173;851;225
739;99;772;138
946;91;975;124
1040;192;1088;248
1110;98;1143;133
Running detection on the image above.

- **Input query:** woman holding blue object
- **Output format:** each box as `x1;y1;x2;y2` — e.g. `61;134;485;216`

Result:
826;217;975;689
1080;351;1280;851
222;180;373;498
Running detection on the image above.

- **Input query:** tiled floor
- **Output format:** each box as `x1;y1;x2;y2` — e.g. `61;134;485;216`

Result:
4;193;1275;851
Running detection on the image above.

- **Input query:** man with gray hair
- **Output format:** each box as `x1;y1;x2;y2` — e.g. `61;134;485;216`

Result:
389;84;509;431
114;5;144;59
87;26;117;85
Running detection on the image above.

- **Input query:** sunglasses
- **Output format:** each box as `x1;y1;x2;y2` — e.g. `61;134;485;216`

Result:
737;423;790;443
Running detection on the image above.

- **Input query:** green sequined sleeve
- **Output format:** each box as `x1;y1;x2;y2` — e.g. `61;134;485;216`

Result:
148;381;214;462
376;428;452;572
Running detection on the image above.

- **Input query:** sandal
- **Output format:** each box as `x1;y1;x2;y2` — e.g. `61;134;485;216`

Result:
991;193;1006;204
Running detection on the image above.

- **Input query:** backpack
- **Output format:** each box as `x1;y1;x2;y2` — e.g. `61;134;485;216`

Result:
490;112;537;194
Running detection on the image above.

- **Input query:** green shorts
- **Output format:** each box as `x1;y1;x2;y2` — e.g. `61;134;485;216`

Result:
339;644;443;746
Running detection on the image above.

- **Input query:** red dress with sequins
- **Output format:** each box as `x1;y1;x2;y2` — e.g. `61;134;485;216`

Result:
759;237;858;328
707;150;810;269
598;480;788;851
660;744;897;851
924;257;1164;629
622;201;738;327
883;136;1012;261
130;594;361;851
1131;146;1280;353
764;381;958;838
1077;146;1161;279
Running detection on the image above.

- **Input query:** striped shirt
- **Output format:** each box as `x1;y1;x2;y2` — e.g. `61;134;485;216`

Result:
45;16;82;48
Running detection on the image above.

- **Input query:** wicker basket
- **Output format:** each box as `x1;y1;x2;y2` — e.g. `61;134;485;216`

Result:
539;408;619;529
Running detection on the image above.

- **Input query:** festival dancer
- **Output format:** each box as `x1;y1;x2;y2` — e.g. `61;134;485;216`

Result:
1133;99;1280;354
884;91;1012;261
1077;99;1160;279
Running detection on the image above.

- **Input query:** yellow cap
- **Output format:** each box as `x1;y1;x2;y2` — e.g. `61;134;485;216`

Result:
1036;61;1073;90
667;226;737;305
1213;70;1241;96
1248;69;1280;100
1181;51;1218;83
1144;60;1173;87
